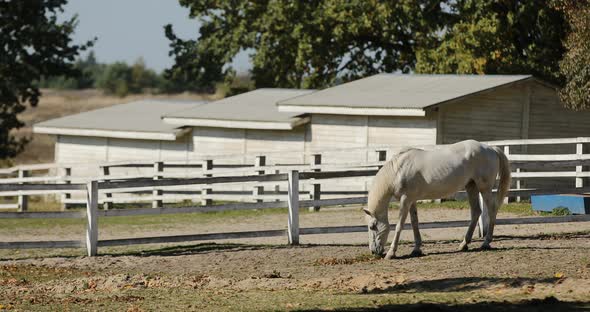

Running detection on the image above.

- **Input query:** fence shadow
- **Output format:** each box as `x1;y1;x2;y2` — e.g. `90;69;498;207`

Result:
294;296;590;312
108;242;372;258
108;242;290;257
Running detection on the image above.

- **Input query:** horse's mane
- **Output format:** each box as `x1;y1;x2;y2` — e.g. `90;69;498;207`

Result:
367;147;422;216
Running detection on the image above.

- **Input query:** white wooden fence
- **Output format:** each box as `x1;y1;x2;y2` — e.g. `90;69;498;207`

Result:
2;137;590;256
2;136;590;211
1;168;590;256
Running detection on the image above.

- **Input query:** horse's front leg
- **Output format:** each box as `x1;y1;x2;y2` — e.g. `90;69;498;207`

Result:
384;195;410;260
409;202;423;257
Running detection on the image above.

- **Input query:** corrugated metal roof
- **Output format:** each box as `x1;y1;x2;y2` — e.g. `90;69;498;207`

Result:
162;88;315;128
278;74;533;109
34;99;204;139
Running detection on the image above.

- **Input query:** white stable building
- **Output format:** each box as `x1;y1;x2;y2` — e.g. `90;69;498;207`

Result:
34;74;590;189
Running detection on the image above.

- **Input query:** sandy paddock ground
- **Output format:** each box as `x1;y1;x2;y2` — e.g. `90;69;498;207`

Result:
0;207;589;311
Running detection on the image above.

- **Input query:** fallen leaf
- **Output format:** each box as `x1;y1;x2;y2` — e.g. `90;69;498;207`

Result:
554;272;565;279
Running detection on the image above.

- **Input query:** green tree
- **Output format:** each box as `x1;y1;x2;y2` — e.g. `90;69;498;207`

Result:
557;0;590;110
165;0;449;90
96;62;132;97
130;58;160;93
38;51;104;89
96;59;163;96
415;1;567;85
0;0;93;158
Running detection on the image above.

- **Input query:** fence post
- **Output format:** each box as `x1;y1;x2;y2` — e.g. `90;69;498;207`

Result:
17;169;29;212
100;165;112;210
503;146;510;204
376;150;387;169
253;156;265;203
287;170;300;245
152;161;164;208
516;167;521;203
274;169;281;202
310;154;321;212
576;142;584;188
201;159;213;206
86;180;98;257
61;167;71;211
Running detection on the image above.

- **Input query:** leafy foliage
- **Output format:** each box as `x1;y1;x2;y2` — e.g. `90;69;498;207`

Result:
0;0;92;159
38;51;105;90
415;0;567;85
166;1;571;90
95;59;162;97
40;54;175;97
165;0;450;89
556;0;590;110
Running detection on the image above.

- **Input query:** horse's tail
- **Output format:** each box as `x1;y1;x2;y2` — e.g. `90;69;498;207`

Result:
492;146;511;208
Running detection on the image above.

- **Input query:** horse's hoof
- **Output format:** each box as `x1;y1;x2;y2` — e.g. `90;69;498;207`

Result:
480;244;493;250
459;243;469;252
384;252;395;260
410;249;424;257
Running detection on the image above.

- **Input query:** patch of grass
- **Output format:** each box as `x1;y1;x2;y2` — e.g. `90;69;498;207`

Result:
100;206;290;227
389;200;534;216
0;215;85;232
0;204;290;231
539;206;572;216
0;196;63;212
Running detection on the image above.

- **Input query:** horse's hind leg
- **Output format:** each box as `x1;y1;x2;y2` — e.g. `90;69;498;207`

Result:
480;191;497;250
409;202;423;256
384;195;410;260
459;182;482;251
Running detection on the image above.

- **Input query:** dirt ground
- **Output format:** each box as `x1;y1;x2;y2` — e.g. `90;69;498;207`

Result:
1;207;590;311
3;206;590;244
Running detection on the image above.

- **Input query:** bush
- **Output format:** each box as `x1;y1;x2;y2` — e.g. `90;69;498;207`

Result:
38;52;211;96
551;206;572;216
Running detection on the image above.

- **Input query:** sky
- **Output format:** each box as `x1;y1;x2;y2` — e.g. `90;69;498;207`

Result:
62;0;251;73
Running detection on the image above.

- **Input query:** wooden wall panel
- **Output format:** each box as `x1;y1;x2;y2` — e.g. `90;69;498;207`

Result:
528;83;590;139
367;115;437;162
245;128;306;165
55;135;107;180
191;127;246;164
440;84;526;144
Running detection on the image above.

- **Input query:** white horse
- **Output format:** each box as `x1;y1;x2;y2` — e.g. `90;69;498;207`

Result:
363;140;511;259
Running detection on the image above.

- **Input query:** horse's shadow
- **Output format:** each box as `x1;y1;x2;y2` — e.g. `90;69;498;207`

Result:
392;243;586;260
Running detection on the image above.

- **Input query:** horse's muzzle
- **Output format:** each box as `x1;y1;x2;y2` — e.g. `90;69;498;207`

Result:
372;247;385;258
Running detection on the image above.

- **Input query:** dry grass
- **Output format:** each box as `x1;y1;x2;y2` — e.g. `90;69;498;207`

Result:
11;89;215;165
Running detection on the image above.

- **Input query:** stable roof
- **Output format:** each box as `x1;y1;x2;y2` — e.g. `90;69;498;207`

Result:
34;100;204;141
163;88;316;130
277;74;534;116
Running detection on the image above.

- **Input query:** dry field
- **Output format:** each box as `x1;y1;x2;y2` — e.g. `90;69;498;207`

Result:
1;206;589;311
12;89;213;165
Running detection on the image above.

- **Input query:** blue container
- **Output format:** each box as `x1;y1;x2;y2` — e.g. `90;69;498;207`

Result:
531;194;590;215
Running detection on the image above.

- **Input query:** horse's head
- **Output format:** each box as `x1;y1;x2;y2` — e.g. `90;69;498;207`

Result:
363;208;390;257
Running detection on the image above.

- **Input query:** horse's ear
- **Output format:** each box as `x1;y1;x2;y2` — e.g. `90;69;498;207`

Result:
362;208;372;217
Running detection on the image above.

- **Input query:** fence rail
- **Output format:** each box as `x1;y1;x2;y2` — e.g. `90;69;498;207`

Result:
2;136;590;255
1;139;589;210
